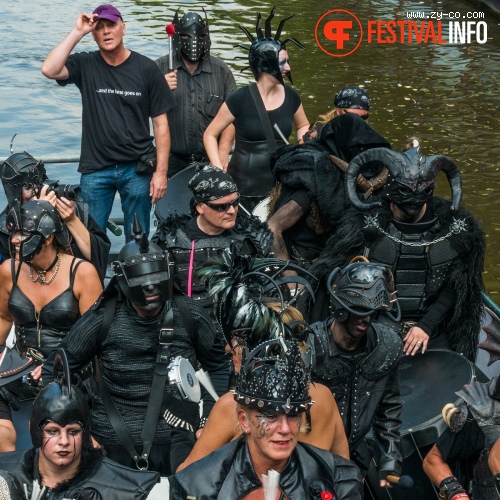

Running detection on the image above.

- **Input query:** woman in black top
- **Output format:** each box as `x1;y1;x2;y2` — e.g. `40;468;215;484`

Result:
203;12;309;213
0;200;102;452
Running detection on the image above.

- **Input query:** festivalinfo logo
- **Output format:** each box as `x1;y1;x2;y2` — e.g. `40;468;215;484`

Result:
315;9;488;57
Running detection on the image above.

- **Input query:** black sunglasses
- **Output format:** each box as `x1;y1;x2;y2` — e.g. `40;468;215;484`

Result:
204;195;240;212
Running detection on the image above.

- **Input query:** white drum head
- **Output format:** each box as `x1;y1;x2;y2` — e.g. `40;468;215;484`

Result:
168;356;201;403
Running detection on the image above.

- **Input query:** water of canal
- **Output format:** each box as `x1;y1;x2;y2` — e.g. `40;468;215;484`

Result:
1;0;500;294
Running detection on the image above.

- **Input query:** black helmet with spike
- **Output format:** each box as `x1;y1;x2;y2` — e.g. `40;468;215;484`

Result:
111;215;172;306
30;349;91;449
345;141;462;213
237;7;305;85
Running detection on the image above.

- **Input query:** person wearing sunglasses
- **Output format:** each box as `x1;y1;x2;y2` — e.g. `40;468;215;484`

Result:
152;164;273;326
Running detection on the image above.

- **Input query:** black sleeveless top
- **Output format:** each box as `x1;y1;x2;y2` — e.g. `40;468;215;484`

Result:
9;257;83;358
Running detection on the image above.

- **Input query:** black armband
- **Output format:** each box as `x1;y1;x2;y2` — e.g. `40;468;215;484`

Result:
438;476;466;500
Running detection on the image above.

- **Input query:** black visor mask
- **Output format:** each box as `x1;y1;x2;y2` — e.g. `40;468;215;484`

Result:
112;257;172;306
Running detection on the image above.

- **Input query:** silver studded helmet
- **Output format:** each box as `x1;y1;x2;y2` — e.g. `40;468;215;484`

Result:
112;216;172;306
6;199;68;262
172;10;211;62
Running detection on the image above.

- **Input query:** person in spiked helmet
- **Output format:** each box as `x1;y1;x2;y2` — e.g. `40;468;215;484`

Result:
0;200;102;452
170;333;362;499
308;260;404;488
307;140;485;362
203;7;310;213
0;349;160;499
42;216;228;476
423;308;500;500
0;149;110;282
155;10;237;176
176;251;350;472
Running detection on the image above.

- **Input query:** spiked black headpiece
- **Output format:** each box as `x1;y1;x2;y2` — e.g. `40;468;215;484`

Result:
171;9;211;62
234;337;313;414
236;7;305;84
199;250;315;346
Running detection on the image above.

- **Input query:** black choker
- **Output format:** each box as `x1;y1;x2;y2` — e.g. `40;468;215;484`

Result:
29;253;61;285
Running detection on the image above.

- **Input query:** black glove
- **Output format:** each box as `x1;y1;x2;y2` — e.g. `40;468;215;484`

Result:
438;476;467;500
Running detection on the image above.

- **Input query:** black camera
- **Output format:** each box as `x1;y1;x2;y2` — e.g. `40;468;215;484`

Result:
45;180;81;201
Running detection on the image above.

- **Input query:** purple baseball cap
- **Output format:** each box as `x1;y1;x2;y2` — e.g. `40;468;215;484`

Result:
93;4;123;22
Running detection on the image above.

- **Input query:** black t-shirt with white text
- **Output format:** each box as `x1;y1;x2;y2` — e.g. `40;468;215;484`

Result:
58;51;175;173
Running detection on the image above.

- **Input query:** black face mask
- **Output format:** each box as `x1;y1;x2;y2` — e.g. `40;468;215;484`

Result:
175;12;210;62
385;179;435;208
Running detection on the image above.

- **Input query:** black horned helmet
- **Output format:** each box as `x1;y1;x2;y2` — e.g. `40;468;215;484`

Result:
6;199;69;262
112;215;172;306
234;336;313;415
171;8;211;62
30;349;91;449
346;139;462;212
236;7;305;85
327;259;401;323
199;250;315;347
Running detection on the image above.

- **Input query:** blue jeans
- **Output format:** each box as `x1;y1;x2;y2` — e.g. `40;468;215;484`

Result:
80;163;152;242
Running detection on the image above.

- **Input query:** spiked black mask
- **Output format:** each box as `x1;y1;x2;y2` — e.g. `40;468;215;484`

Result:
30;349;91;449
237;7;305;85
346;143;462;213
112;216;172;306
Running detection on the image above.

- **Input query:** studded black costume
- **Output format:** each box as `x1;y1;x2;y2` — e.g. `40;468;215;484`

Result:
153;213;273;308
309;197;485;360
310;320;403;474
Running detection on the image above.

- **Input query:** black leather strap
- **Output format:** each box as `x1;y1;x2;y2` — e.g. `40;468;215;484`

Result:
174;294;196;344
95;304;174;470
249;83;277;154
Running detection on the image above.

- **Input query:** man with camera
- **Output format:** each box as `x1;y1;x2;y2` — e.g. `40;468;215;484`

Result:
0;151;110;281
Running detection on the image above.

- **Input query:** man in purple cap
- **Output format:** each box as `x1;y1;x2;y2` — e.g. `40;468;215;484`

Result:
41;4;176;242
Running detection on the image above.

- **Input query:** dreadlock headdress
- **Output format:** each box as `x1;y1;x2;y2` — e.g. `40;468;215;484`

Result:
235;7;305;84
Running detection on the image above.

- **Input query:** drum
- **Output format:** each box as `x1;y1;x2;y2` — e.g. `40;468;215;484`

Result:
154;163;207;223
251;197;271;223
364;349;488;500
168;356;201;403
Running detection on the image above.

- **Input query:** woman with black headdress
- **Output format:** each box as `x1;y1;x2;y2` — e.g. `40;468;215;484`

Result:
203;8;309;213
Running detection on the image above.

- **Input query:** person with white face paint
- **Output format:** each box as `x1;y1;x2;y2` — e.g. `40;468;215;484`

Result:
0;350;159;499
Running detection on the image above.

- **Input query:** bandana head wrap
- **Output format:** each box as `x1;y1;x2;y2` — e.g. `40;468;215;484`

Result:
188;164;238;203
